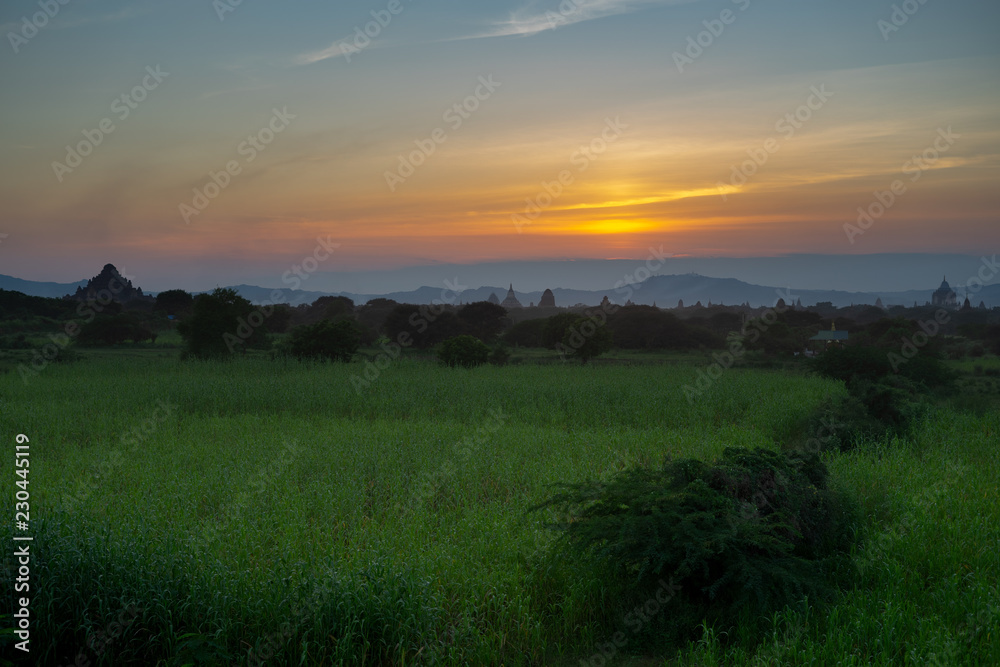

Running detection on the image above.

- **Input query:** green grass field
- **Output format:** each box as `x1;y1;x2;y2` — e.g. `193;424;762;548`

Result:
1;353;998;665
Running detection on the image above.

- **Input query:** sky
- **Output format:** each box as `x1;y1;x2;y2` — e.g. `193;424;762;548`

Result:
1;0;998;293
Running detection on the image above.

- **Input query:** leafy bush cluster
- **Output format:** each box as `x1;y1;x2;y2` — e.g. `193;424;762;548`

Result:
808;343;950;448
535;447;856;626
438;334;491;368
284;319;362;362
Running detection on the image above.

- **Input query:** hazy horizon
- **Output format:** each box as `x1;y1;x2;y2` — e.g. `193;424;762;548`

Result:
4;253;995;298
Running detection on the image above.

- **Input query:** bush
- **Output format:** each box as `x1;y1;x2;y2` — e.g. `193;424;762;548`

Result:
810;345;892;387
438;335;490;368
812;340;952;392
285;319;361;362
488;343;511;366
808;343;942;447
533;447;856;627
0;333;31;349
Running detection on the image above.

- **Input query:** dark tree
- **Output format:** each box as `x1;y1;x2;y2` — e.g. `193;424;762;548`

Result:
154;289;193;319
285;319;361;362
77;315;132;346
382;303;462;349
177;288;268;359
77;314;157;346
559;316;614;363
356;298;399;337
457;301;508;342
382;304;424;347
744;319;800;355
542;313;583;349
503;318;547;348
311;295;355;320
265;304;294;334
605;308;722;350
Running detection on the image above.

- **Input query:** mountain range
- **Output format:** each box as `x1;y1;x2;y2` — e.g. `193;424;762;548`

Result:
4;271;994;310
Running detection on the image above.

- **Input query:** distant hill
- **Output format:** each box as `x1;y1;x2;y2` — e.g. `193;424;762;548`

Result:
219;285;337;307
0;274;87;299
222;274;997;310
3;268;997;310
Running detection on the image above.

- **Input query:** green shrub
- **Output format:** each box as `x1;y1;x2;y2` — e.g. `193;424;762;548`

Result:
533;447;856;630
808;344;938;448
488;343;511;366
438;335;490;368
285;319;361;362
811;341;952;392
810;344;892;387
0;333;31;349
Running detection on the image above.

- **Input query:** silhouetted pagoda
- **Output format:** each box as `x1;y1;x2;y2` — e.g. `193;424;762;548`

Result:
500;284;522;309
68;263;151;304
931;276;957;308
538;288;556;308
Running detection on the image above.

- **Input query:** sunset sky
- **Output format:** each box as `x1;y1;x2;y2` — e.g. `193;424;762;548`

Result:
1;0;998;292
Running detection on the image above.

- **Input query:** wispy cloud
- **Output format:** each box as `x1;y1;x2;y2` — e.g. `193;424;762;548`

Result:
294;40;355;66
289;0;698;64
463;0;700;40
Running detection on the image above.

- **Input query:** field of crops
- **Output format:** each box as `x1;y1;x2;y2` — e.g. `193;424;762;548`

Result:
1;353;998;665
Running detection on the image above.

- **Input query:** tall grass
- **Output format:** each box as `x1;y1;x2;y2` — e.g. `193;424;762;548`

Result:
0;355;995;665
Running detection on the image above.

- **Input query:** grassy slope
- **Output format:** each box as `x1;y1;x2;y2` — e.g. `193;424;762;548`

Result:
0;354;996;665
674;409;1000;666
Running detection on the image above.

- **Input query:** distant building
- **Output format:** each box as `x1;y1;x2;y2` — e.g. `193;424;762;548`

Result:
538;288;556;308
500;284;522;309
810;321;849;347
487;292;500;305
932;276;957;308
875;297;885;309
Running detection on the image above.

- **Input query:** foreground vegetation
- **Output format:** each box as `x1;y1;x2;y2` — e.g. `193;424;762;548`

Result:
1;353;998;665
